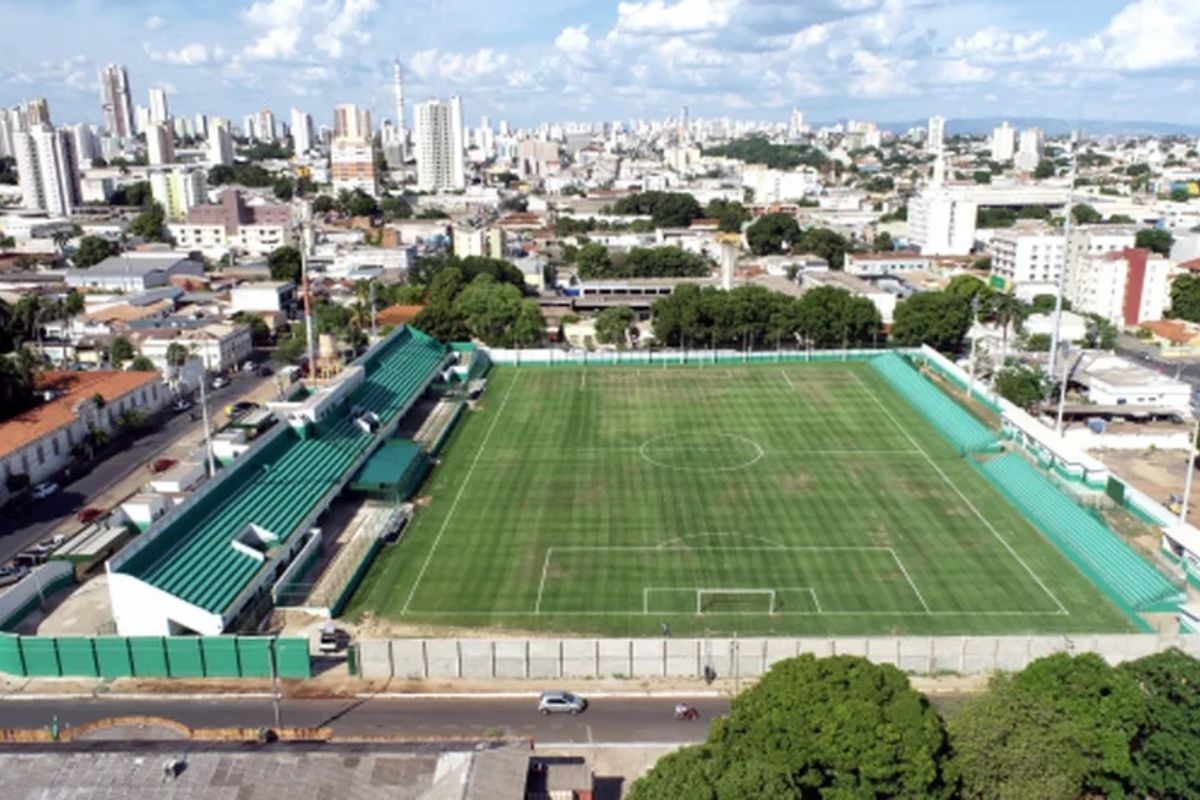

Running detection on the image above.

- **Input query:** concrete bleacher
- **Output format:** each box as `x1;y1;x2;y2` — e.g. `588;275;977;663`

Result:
980;454;1182;612
870;353;999;453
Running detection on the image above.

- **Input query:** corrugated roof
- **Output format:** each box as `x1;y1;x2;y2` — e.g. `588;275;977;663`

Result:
0;370;159;459
117;327;448;615
351;439;423;490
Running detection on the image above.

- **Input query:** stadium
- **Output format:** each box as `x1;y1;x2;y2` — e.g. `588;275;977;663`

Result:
345;340;1186;638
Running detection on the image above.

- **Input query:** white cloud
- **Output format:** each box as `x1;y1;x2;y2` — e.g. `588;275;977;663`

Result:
242;0;378;61
145;15;165;30
1092;0;1200;71
951;27;1050;63
555;25;590;55
410;48;509;83
145;42;225;67
934;58;993;84
615;0;739;36
789;24;830;50
848;49;911;96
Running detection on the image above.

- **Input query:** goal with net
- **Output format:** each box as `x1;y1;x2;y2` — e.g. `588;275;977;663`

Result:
696;589;777;614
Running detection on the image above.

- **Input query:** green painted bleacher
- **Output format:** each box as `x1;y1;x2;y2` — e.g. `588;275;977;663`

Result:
119;327;448;615
870;353;999;453
979;454;1180;611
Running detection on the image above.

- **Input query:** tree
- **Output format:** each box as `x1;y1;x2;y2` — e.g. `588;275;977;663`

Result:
1029;293;1070;315
73;235;115;268
595;306;636;349
948;653;1147;800
109;336;135;365
1071;203;1102;224
380;195;412;220
575;242;614;278
973;170;992;184
129;355;156;371
1024;332;1051;352
272;176;294;201
891;292;972;353
994;364;1045;409
1033;159;1056;179
1106;214;1135;224
799;227;849;269
165;342;189;367
746;212;801;255
1119;649;1200;798
611;191;703;227
704;199;750;233
796;286;881;348
453;274;523;344
1170;274;1200;323
511;300;545;347
267;246;302;284
128;202;166;242
1170;186;1191;203
311;195;336;214
232;312;272;346
631;655;953;799
109;180;151;207
874;231;895;252
1136;228;1174;256
338;189;379;218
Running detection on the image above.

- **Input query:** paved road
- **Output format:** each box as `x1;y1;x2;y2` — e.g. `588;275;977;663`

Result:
0;372;269;562
0;695;728;744
1116;340;1200;387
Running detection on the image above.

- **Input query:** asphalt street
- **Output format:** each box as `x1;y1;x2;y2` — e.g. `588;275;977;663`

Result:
0;371;267;563
0;695;729;744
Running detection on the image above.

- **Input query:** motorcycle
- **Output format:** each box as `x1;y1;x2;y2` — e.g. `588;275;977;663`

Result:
674;705;699;721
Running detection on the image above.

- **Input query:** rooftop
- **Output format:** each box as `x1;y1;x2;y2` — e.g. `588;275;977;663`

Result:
0;371;159;460
71;253;200;278
115;327;448;615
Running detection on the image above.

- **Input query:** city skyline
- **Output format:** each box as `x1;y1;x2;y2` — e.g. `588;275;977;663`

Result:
0;0;1198;130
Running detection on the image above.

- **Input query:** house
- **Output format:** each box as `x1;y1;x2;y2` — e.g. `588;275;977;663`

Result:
0;370;167;506
66;253;204;293
230;281;296;314
1138;320;1200;358
133;321;253;374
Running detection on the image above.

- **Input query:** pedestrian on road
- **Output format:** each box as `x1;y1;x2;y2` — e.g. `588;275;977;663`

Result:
704;664;716;685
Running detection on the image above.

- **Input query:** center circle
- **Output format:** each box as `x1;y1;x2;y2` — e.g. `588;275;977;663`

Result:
638;432;765;473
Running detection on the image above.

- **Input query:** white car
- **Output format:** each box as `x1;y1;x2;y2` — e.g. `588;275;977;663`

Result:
212;375;231;389
538;691;587;715
31;482;58;500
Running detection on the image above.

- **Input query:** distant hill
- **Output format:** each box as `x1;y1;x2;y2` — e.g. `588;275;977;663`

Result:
867;117;1200;137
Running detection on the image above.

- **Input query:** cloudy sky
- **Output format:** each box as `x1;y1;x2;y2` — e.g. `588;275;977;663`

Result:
2;0;1199;130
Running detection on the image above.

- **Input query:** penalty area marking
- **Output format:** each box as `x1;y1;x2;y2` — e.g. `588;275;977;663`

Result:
848;371;1068;615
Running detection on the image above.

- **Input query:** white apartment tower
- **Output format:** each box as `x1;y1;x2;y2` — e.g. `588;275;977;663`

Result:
1015;128;1045;173
331;104;378;196
207;118;234;166
146;122;175;165
149;87;170;125
927;115;945;152
414;96;465;191
98;64;135;139
991;121;1016;162
392;59;408;160
257;109;277;142
13;125;82;216
789;108;806;137
290;109;313;155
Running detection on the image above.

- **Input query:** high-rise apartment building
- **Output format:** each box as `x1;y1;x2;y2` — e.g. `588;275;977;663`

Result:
149;87;170;125
26;98;51;126
257;109;276;142
331;104;377;196
290;108;313;155
13;124;82;216
991;121;1016;162
392;59;408;160
66;123;99;168
98;65;135;138
927;115;945;152
1015;128;1045;173
414;96;465;191
207;118;234;166
149;167;207;221
146;122;174;165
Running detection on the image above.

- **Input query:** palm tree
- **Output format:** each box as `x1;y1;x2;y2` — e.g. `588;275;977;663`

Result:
985;292;1024;375
349;280;373;335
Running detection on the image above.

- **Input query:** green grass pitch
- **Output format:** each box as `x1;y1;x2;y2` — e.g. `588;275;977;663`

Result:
348;362;1137;636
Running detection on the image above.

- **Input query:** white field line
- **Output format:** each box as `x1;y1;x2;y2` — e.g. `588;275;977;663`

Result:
808;587;823;613
409;609;1068;617
890;550;931;612
401;370;521;614
535;547;553;614
580;370;586;390
780;370;796;391
848;370;1068;615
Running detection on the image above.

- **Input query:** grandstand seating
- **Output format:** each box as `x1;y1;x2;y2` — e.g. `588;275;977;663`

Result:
979;454;1181;611
119;327;449;615
870;353;999;453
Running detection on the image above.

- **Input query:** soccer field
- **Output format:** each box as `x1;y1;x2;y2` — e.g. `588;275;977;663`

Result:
348;361;1137;636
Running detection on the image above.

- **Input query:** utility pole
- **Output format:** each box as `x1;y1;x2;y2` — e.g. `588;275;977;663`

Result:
1181;404;1200;524
1046;129;1079;407
269;636;282;729
196;348;216;476
300;223;317;382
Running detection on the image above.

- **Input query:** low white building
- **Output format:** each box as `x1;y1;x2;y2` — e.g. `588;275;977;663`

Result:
844;252;932;276
0;370;168;507
741;164;820;203
230;281;296;314
1076;354;1191;411
134;322;253;374
65;253;205;292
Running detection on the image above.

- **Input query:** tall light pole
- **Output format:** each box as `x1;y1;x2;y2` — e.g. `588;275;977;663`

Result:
193;343;216;477
1046;129;1079;406
299;223;317;382
1181;402;1200;524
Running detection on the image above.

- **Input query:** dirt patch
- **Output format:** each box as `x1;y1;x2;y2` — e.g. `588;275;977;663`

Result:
1093;446;1199;525
775;471;814;492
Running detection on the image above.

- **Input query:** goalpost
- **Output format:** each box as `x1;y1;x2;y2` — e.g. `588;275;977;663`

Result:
696;588;777;614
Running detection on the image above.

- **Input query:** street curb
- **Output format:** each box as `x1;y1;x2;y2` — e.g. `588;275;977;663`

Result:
0;690;726;702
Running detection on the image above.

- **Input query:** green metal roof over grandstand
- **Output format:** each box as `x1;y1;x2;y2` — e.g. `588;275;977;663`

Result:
118;327;448;615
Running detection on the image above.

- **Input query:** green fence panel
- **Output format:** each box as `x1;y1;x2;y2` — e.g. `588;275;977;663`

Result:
0;633;25;676
54;637;99;678
20;637;61;677
273;638;312;679
129;637;169;677
165;637;205;678
200;637;240;678
236;637;272;678
94;637;134;679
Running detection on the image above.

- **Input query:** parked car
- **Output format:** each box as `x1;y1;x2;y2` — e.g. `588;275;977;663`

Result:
13;551;46;568
76;507;105;524
171;399;193;413
538;691;587;715
242;360;257;373
212;375;231;389
31;482;58;500
226;401;260;417
150;458;177;473
0;566;29;587
257;364;274;377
